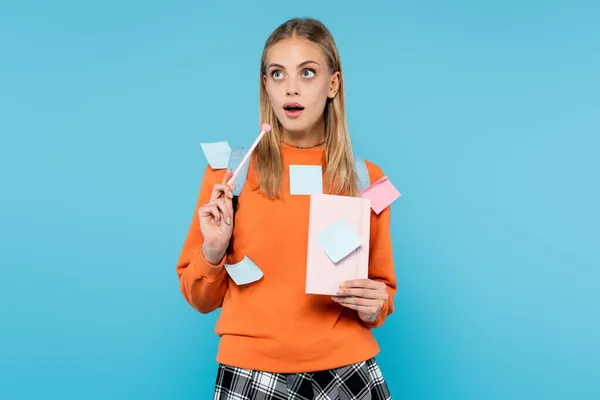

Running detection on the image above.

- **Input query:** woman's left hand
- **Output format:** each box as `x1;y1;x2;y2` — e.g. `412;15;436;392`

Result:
332;279;389;323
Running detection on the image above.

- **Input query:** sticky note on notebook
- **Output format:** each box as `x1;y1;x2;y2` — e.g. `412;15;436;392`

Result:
200;142;231;169
289;165;323;195
315;219;363;263
361;176;401;214
224;255;263;285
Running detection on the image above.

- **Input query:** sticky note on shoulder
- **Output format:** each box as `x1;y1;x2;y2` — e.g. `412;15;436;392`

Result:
361;176;401;214
200;142;231;169
315;218;363;263
224;255;263;285
289;165;323;195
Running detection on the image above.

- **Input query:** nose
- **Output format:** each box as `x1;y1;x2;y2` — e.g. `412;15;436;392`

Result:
286;80;300;96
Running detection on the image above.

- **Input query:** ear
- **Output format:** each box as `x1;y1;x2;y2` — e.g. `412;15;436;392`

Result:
328;71;341;98
262;74;267;87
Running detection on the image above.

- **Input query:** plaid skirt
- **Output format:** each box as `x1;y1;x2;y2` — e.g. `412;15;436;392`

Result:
213;357;392;400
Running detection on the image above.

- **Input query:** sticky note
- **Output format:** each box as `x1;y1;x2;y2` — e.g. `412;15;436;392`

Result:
360;176;401;214
315;218;363;263
289;165;323;195
224;255;263;285
200;142;231;169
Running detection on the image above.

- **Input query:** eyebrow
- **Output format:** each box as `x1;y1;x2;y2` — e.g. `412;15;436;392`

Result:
267;60;320;70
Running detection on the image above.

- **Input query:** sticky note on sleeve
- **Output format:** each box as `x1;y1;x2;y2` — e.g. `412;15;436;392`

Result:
315;218;363;263
360;176;401;214
224;255;263;285
200;142;231;169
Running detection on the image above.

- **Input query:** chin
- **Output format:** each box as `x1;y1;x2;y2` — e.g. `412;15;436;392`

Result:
277;114;319;133
280;120;307;133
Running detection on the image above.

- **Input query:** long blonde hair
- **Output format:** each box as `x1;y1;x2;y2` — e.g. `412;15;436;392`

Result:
253;18;359;198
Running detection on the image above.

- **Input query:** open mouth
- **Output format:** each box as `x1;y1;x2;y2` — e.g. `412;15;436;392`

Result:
283;103;305;117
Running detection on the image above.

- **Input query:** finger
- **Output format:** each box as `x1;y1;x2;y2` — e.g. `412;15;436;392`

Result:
213;198;232;225
341;279;386;290
199;204;222;226
211;183;233;199
225;191;234;217
331;296;380;307
223;170;236;192
222;169;233;184
198;204;219;219
205;204;222;226
336;287;388;300
211;183;234;201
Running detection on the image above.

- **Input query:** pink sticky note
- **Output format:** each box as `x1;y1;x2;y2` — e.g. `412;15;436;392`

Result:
306;194;371;296
360;176;401;214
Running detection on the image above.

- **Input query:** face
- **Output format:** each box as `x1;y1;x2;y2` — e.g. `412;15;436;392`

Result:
263;37;340;134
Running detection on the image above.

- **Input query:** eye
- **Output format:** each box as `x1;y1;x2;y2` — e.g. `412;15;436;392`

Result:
271;70;284;80
302;69;316;78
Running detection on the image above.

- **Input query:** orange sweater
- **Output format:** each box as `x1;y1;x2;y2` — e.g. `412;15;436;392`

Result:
176;144;397;373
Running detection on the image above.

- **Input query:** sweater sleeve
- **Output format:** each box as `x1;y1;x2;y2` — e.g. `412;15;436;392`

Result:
176;165;230;314
362;162;398;328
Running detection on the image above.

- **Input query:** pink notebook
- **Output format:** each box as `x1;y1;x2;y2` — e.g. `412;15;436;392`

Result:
305;194;371;295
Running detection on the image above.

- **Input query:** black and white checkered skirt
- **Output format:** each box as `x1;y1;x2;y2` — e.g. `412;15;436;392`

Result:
213;357;392;399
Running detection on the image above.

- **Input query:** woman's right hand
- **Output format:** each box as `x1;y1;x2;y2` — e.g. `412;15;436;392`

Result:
198;170;235;265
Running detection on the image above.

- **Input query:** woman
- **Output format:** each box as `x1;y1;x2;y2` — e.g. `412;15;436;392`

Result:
177;17;396;399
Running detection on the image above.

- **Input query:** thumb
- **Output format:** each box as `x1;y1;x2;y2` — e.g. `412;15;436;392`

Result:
222;169;233;184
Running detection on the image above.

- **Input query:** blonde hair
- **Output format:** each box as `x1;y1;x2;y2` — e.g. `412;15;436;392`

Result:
253;18;359;198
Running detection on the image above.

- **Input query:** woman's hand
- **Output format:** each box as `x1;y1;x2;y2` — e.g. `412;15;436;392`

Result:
332;279;389;323
198;170;235;265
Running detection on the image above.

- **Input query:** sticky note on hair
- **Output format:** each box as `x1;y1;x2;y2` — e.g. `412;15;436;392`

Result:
200;142;231;169
360;176;401;214
224;255;263;285
315;218;363;263
289;165;323;195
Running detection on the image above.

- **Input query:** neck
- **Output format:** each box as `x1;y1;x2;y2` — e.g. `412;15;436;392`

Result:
281;119;326;148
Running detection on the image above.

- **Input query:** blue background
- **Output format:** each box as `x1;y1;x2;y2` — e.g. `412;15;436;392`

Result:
1;1;599;399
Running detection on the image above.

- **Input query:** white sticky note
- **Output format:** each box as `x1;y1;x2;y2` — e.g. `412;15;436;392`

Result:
224;255;263;285
201;142;231;169
315;218;363;263
290;165;323;195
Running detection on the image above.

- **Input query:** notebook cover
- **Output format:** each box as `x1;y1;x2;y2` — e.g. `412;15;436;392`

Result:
305;193;371;295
